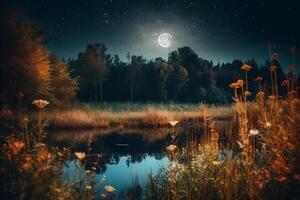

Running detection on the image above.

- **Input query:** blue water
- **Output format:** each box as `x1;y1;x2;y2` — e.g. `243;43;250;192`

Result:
62;154;169;196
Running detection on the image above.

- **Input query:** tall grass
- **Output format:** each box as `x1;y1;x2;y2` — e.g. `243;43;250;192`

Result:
146;63;300;200
47;104;233;130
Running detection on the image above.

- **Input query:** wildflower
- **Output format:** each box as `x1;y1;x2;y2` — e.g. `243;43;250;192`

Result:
236;79;245;88
255;76;263;82
86;170;91;174
249;129;259;136
244;91;251;97
281;80;289;87
10;140;25;155
241;64;252;71
74;152;86;160
265;122;271;128
293;174;300;181
101;194;106;198
229;82;238;89
32;99;49;109
104;185;116;193
168;120;179;127
268;95;276;100
166;144;177;152
278;176;287;182
269;65;277;72
86;185;92;190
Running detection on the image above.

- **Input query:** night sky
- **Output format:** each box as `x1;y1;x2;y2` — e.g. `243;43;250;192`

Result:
3;0;300;68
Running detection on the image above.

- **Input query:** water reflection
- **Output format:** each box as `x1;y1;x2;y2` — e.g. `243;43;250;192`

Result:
49;125;205;197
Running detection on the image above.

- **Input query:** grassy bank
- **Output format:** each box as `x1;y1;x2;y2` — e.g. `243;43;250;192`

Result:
46;103;234;130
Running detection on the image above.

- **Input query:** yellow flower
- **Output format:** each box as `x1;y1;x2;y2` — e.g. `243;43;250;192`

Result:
74;152;86;160
168;120;179;127
241;64;252;71
244;91;251;97
32;99;49;109
255;76;263;82
104;185;116;193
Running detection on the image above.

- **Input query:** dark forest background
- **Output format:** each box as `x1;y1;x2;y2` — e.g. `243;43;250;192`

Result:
1;13;298;109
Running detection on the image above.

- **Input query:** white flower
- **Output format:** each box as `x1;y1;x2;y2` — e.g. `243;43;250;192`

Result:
166;144;177;152
249;129;259;136
86;185;92;190
104;185;116;193
168;120;179;127
32;99;49;109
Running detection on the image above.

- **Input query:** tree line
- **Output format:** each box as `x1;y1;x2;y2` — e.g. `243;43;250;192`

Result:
0;13;298;109
70;43;293;104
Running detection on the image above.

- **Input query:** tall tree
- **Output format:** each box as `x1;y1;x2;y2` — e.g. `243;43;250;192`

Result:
0;12;51;107
49;56;78;108
128;55;144;101
77;43;109;103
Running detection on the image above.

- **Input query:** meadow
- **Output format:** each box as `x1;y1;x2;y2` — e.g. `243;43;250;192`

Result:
46;103;233;130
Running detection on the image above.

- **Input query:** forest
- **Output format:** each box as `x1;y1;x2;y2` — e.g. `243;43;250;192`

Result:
1;13;296;110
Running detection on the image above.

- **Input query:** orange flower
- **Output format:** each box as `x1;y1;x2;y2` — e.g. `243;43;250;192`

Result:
229;82;238;89
32;99;49;109
236;79;245;88
9;140;25;156
244;91;251;97
255;76;263;82
268;95;276;100
74;152;86;160
241;64;252;71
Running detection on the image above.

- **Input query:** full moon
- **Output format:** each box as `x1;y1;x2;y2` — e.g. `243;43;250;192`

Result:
157;33;172;48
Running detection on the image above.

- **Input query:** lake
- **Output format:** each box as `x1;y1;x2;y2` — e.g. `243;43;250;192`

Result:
49;127;197;198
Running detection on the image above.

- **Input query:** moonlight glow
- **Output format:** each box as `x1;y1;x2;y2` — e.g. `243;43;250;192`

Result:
158;33;173;48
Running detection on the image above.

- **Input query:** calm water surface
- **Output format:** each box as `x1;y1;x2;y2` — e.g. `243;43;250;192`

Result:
49;128;189;197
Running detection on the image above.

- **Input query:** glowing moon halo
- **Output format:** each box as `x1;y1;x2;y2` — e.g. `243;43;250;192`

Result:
157;33;172;48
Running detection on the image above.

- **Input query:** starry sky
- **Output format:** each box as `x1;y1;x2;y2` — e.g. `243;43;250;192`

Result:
3;0;300;67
